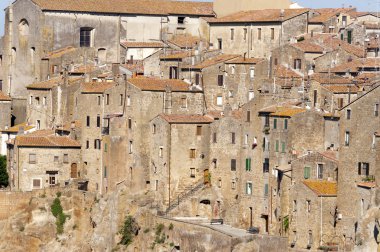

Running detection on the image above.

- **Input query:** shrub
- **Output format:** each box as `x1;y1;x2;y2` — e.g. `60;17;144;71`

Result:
0;155;9;188
168;223;174;230
51;197;67;234
119;215;139;246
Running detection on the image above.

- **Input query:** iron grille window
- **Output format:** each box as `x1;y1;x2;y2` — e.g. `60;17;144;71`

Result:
80;28;92;47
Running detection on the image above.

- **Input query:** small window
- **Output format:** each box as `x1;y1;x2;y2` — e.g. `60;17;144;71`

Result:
243;28;247;41
294;59;302;70
106;94;110;105
284;119;288;130
281;142;286;153
304;167;310;179
231;159;236;171
232;180;236;190
338;98;344;109
231;66;235;75
195;73;200;85
128;118;132;130
159;147;163;158
345;131;350;146
178;16;185;24
212;159;217;169
29;96;33;105
120;94;123;106
32;179;41;189
218;75;224;86
273;118;277;129
181;97;187;108
346;109;351;120
212;132;217;143
63;154;69;163
86;116;90;127
317;164;323;179
245;158;251;171
218;39;222;50
246;182;252;195
250;68;255;79
375;104;379;117
86;140;89;149
293;200;297;212
264;184;269;196
104;143;108;152
306;200;311;212
263;158;269;173
196;126;202;136
190;168;195;178
257;28;262;40
129;141;133;154
231;132;236;144
94;139;101;150
274;58;278;65
54;156;59;162
43;97;47;106
29;154;36;164
248;90;254;101
358;162;370;176
244;134;248;145
80;27;93;47
246;111;251;122
190;149;196;159
216;95;223;106
271;28;275;40
152;124;156;134
127;95;131;106
97;115;101;128
36;120;40;130
275;140;279;152
230;28;234;40
35;97;40;105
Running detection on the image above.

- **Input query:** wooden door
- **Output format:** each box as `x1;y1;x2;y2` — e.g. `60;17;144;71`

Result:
71;163;78;178
204;169;210;185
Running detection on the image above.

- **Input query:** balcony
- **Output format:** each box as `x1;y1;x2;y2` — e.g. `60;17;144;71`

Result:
101;127;110;135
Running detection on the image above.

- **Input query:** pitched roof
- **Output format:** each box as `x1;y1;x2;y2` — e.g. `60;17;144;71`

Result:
159;114;214;124
1;122;35;133
311;75;354;85
309;8;355;23
331;58;380;73
292;41;324;53
26;77;83;90
120;41;166;48
128;78;194;92
160;51;195;60
168;34;205;49
31;0;214;16
207;8;309;23
15;134;81;148
225;57;265;65
320;37;366;58
274;65;303;79
81;81;116;93
260;104;306;117
121;62;144;74
43;46;76;59
322;85;360;93
0;91;11;101
182;54;239;69
303;180;337;196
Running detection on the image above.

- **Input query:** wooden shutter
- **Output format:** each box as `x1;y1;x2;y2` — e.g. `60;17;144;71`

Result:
358;162;361;175
218;75;223;86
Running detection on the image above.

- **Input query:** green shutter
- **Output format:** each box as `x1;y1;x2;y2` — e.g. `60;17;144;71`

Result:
276;140;279;152
248;158;251;171
304;167;310;179
282;142;286;153
104;166;107;178
246;158;251;171
264;184;268;196
273;119;277;129
246;159;249;171
284;119;288;129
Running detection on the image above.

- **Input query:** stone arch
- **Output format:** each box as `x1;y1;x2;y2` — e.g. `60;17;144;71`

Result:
18;19;29;37
97;48;107;64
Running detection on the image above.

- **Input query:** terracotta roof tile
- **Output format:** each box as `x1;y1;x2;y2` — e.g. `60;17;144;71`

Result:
128;78;193;92
320;37;365;58
208;8;309;23
322;85;360;93
292;41;324;53
31;0;214;16
120;41;166;48
15;134;81;148
121;61;144;74
0;91;11;101
357;182;376;189
225;57;265;65
311;75;354;85
260;104;306;117
309;8;355;23
43;46;76;59
274;65;303;79
82;81;116;93
1;123;35;133
27;77;83;89
182;54;239;69
159;114;214;124
303;180;337;196
364;22;380;30
70;65;99;74
331;58;380;73
168;34;205;49
160;51;195;60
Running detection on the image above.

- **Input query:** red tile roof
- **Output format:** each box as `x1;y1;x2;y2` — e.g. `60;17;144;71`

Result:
303;180;337;196
292;41;324;53
322;85;360;93
0;91;11;101
260;104;306;117
207;8;309;23
159;114;214;124
357;182;376;189
27;77;83;90
331;58;380;73
120;41;166;48
168;34;205;49
225;57;265;65
82;81;116;93
274;65;303;79
309;8;355;23
31;0;214;16
182;54;239;69
160;51;195;60
14;133;81;148
43;46;76;59
128;78;194;92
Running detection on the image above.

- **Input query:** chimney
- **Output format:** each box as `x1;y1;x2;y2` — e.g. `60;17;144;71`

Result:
164;86;172;114
112;63;120;76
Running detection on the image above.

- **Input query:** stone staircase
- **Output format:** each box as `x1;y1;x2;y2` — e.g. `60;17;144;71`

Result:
164;179;205;215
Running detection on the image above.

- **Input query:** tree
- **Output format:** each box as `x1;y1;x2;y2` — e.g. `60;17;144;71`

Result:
0;155;9;188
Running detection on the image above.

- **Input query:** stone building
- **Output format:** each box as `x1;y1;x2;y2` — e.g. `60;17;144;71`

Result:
7;130;81;191
0;91;12;131
308;8;355;34
336;83;380;250
207;9;309;58
0;123;35;156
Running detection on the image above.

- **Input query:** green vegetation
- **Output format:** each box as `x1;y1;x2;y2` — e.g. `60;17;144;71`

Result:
143;228;150;233
119;215;139;247
168;223;174;230
56;191;62;198
283;215;289;233
154;223;166;244
51;197;67;234
0;155;9;188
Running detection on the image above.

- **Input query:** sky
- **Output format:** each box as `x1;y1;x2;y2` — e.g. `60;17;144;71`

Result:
0;0;378;36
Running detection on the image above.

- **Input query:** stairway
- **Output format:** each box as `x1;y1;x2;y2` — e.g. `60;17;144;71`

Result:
164;179;205;215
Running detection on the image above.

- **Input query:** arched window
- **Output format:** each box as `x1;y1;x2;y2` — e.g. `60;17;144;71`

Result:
97;48;106;64
18;19;29;36
11;47;16;64
30;47;35;64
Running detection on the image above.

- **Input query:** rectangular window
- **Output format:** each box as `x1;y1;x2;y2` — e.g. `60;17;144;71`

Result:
29;154;36;164
317;164;323;179
347;109;351;120
106;94;110;105
218;39;222;50
345;131;350;146
196;126;202;136
43;97;47;106
375;104;379;117
104;166;107;178
258;28;262;40
275;140;279;152
250;68;255;79
304;167;311;179
54;156;59;162
231;159;236;171
129;141;133;154
97;115;100;128
243;28;247;40
338;98;344;109
246;111;251;122
284;119;288;130
94;139;101;149
213;132;217;143
245;158;251;171
181;97;187;108
127;96;131;106
120;94;123;106
293;200;297;212
190;168;195;178
273;118;277;129
246;182;252;195
49;175;57;187
63;154;69;163
230;28;234;40
97;96;101;105
80;27;92;47
294;59;302;70
104;143;108;152
264;184;269;196
128;118;132;130
86;140;89;149
178;16;185;24
231;132;236;144
306;200;311;212
195;73;200;86
32;179;41;189
358;162;370;176
218;75;224;86
281;142;286;153
86;116;90;127
248;90;254;101
271;28;275;40
29;96;33;105
232;180;236;190
216;95;223;106
190;149;196;159
159;147;163;158
263;158;269;173
169;66;178;79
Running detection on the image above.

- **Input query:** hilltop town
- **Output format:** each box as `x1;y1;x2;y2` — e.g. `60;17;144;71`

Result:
0;0;379;251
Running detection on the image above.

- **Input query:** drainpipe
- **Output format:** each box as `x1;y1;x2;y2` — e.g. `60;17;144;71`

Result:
168;123;172;211
320;196;323;246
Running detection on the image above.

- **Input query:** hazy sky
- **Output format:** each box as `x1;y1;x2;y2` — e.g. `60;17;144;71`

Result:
0;0;379;36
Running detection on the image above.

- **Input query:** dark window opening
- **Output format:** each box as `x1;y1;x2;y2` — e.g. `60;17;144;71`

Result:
80;27;93;47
